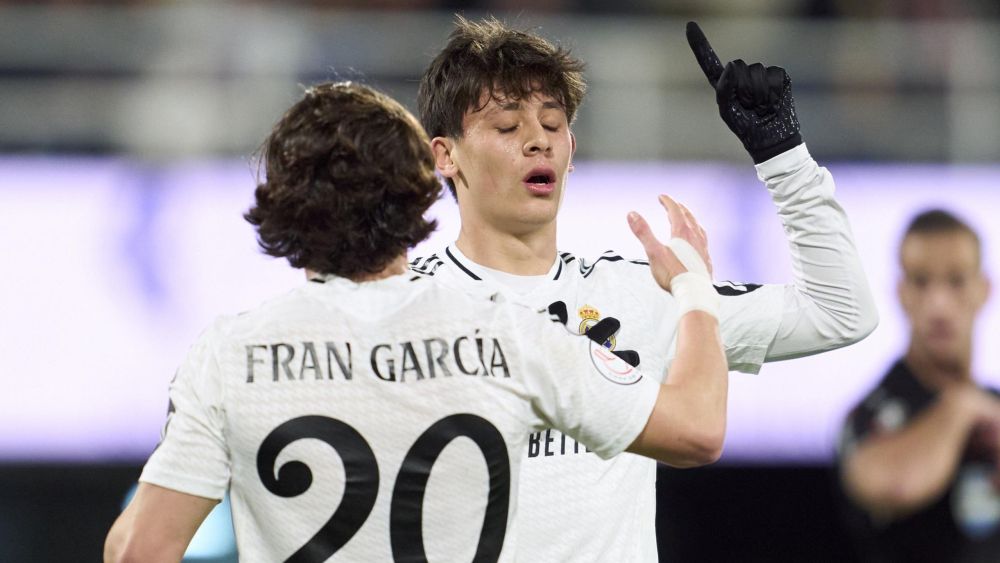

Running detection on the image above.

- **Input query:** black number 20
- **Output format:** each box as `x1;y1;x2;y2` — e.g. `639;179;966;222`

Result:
256;414;510;563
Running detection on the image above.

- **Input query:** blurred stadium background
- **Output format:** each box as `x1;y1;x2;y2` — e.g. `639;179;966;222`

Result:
2;1;999;561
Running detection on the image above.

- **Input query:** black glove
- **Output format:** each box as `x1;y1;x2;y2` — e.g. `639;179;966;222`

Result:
686;21;802;164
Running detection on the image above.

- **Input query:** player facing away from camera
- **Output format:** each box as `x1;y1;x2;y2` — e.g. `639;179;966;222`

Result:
414;17;879;562
103;82;731;563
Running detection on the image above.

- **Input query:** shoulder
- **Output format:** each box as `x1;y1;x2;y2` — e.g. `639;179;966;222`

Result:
409;253;445;277
567;249;765;295
219;285;314;332
845;360;916;428
561;249;649;279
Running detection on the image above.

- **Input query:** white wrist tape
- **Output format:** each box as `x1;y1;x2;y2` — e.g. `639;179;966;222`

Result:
670;272;720;319
667;238;709;277
666;238;718;319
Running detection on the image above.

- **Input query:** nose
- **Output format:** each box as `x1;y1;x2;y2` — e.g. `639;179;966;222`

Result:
924;283;958;317
522;120;551;156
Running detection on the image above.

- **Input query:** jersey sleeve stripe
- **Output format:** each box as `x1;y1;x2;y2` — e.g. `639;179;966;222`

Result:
713;281;763;296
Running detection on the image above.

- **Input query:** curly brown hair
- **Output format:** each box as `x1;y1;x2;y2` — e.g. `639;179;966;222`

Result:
418;15;587;196
245;82;442;279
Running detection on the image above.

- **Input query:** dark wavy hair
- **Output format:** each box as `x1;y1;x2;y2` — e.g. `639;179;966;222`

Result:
418;15;586;195
245;82;442;279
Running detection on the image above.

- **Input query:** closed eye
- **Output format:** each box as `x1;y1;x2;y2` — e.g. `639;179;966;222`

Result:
497;125;518;134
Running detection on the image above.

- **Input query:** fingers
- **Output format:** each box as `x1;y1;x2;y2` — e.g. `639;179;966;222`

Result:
658;194;686;237
628;208;684;291
660;195;714;278
748;63;769;110
660;195;702;242
686;21;724;88
765;65;786;94
715;60;740;107
627;211;665;260
722;59;791;115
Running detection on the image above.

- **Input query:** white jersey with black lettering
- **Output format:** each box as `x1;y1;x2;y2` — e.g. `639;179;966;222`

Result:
138;274;660;562
410;145;874;562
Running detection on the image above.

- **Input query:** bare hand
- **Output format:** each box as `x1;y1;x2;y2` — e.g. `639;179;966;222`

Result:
627;194;713;292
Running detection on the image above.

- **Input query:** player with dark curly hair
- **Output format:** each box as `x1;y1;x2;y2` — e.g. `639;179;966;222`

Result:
103;81;734;562
245;82;441;280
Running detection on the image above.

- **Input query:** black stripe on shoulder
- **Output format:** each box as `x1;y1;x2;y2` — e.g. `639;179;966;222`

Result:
409;254;435;269
553;259;563;280
713;281;763;296
581;252;626;278
559;251;577;265
410;254;444;276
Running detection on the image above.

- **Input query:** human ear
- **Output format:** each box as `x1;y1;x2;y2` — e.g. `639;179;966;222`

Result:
569;132;577;172
430;137;458;179
975;274;991;310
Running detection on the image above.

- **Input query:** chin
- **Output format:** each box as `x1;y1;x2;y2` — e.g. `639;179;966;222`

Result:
925;349;966;373
519;201;560;223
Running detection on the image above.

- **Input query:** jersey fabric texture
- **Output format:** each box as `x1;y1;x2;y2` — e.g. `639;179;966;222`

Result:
139;274;660;562
411;143;875;562
837;360;1000;562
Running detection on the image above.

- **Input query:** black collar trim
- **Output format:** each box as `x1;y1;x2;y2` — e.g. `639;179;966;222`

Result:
446;247;482;280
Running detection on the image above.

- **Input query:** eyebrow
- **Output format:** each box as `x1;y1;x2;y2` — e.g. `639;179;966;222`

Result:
493;100;564;112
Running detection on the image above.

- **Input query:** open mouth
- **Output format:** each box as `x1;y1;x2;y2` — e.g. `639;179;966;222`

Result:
524;166;556;195
526;173;554;184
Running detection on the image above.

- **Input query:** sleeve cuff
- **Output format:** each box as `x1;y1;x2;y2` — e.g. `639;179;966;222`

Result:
139;466;228;501
754;142;811;181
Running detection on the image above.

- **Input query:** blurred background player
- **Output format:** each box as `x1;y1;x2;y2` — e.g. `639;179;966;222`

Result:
838;209;1000;562
413;16;878;562
102;80;733;562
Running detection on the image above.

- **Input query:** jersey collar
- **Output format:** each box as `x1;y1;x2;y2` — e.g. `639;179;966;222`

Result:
444;244;564;282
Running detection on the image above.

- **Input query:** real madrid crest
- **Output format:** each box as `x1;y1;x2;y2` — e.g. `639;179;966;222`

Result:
578;304;615;350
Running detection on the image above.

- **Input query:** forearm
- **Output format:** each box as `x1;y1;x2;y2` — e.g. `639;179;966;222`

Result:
635;311;727;467
843;388;979;519
103;509;131;563
760;145;878;360
103;483;216;563
104;507;187;563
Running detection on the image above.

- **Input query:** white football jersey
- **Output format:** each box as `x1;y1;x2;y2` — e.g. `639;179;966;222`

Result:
411;246;782;562
410;145;874;562
139;273;661;562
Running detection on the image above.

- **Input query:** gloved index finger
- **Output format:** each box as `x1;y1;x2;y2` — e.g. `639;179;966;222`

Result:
686;21;725;88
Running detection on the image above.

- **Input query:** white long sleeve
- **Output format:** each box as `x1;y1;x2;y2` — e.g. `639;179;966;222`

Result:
757;144;879;360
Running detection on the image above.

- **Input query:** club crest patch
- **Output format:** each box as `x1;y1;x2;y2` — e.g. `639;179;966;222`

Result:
589;340;641;385
579;304;616;349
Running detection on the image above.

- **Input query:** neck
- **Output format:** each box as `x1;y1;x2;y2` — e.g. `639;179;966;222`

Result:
305;254;409;283
904;344;972;391
455;220;557;275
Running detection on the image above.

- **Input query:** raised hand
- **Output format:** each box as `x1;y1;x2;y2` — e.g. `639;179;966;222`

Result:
686;21;802;164
627;194;712;293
